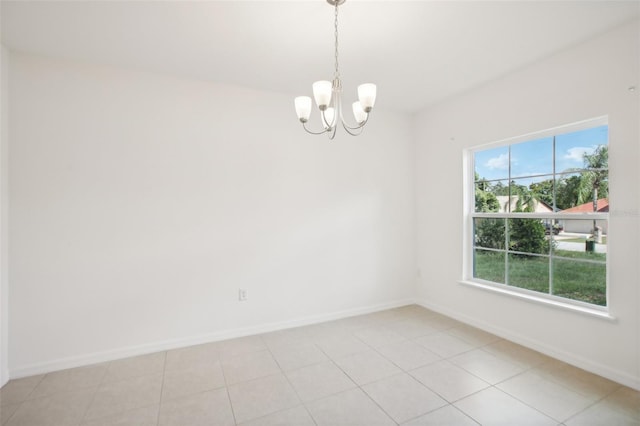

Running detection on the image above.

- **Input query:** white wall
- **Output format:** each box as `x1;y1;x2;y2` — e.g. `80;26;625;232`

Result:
0;45;8;387
8;53;415;376
415;21;640;389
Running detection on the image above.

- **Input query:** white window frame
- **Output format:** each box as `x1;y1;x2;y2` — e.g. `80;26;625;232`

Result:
461;116;613;319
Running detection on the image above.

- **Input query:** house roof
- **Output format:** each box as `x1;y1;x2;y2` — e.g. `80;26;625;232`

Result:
561;199;609;213
495;196;554;213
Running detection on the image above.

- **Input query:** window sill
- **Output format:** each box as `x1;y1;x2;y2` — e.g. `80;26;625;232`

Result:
458;279;617;322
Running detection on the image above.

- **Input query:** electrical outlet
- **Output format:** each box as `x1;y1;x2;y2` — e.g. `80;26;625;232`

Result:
238;288;247;301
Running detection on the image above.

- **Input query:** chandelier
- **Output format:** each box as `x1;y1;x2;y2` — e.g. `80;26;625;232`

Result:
294;0;377;139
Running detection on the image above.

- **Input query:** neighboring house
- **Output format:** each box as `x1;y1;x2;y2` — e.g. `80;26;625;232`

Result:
495;196;554;213
559;199;609;234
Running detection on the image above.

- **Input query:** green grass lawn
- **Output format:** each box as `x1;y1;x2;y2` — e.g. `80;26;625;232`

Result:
475;250;606;306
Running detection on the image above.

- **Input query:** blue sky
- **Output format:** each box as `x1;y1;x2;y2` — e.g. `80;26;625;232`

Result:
474;125;608;184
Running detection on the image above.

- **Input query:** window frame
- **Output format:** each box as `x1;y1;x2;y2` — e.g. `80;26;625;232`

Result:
462;116;611;317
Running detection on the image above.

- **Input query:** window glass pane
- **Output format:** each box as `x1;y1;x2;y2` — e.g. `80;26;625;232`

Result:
552;259;606;306
509;176;555;213
470;121;608;308
474;218;505;249
553;219;607;262
475;146;509;181
555;125;608;174
475;179;509;213
474;250;505;284
511;137;553;177
554;172;584;211
507;253;549;293
508;218;550;255
528;176;556;210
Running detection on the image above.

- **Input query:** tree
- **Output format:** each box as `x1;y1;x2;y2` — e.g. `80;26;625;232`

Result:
529;180;554;207
475;175;503;249
577;145;608;236
556;175;582;210
509;218;549;255
509;186;551;255
475;189;500;213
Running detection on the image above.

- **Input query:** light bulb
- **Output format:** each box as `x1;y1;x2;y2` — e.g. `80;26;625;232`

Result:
322;107;335;129
313;81;332;110
352;101;368;124
294;96;312;123
358;83;377;112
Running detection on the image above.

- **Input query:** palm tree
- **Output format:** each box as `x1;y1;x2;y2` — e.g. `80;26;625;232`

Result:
577;145;608;240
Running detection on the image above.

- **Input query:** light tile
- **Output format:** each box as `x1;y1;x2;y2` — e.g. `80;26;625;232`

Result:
0;403;20;425
80;405;159;426
227;373;300;424
384;318;442;339
536;360;621;399
410;360;489;403
447;325;501;348
450;349;525;384
482;340;552;370
161;361;225;402
269;342;328;372
238;405;315;426
85;373;163;421
377;340;441;371
315;334;370;360
103;353;165;383
306;388;395;426
30;364;108;399
419;315;462;331
497;369;596;422
158;388;234;426
221;350;280;385
414;332;475;358
334;350;401;386
261;328;312;350
0;375;44;406
455;387;556;425
285;361;356;402
218;335;266;358
6;389;95;426
401;405;479;426
354;325;406;348
362;373;447;423
165;342;220;372
565;385;640;425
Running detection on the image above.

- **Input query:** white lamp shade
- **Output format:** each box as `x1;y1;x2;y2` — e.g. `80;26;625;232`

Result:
294;96;312;122
352;101;368;124
313;81;332;109
322;107;335;129
358;83;377;112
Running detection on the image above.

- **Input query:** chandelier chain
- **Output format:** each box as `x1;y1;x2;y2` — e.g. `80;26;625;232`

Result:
334;1;340;81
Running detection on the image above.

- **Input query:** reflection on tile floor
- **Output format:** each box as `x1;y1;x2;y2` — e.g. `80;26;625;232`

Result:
0;305;638;425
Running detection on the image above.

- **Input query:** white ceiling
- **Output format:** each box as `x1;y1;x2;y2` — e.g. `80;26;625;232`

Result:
2;1;639;113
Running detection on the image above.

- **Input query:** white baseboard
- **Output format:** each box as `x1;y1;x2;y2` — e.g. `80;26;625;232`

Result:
416;298;640;392
9;298;415;379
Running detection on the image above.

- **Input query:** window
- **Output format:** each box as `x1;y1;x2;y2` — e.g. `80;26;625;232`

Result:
466;117;609;309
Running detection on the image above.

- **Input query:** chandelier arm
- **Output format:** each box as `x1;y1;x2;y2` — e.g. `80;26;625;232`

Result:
339;113;369;131
335;92;369;132
302;122;330;135
327;124;338;140
340;121;365;136
320;108;334;130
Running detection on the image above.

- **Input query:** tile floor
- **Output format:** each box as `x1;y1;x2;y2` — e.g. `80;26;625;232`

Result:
0;305;638;425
